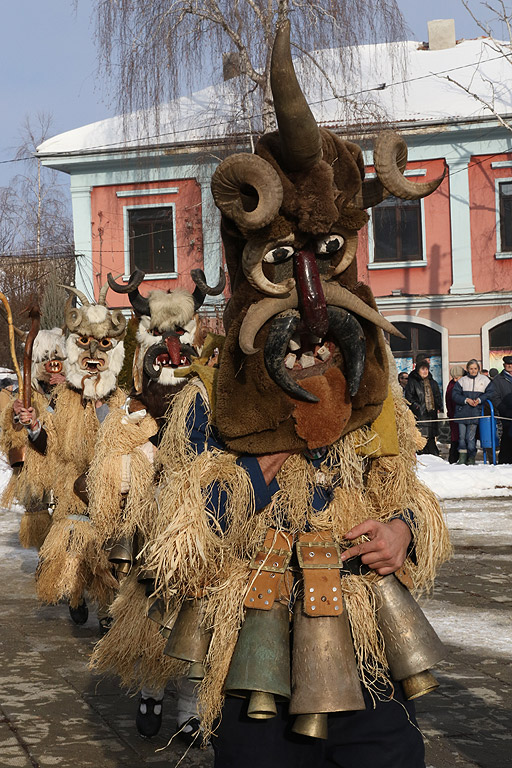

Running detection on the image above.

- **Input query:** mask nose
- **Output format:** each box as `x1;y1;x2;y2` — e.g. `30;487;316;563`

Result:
293;248;329;337
164;333;182;367
89;340;99;356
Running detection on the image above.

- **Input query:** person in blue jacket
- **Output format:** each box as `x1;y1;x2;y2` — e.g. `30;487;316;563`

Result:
452;359;490;464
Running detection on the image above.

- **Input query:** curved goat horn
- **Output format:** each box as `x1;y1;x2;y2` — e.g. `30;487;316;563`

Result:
191;268;226;311
374;131;445;200
58;284;90;306
211;154;283;230
107;269;149;316
271;21;322;172
97;280;110;306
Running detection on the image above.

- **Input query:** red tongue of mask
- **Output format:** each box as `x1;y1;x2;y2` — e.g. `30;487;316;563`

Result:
165;334;182;366
294;249;329;338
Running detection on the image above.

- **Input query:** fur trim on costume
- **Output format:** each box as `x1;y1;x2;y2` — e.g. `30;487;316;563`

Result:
147;289;195;332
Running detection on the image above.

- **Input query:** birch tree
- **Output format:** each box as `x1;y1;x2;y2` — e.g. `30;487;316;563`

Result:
93;0;406;134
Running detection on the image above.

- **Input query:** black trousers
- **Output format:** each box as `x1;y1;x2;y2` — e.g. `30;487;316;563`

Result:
498;430;512;464
213;683;425;768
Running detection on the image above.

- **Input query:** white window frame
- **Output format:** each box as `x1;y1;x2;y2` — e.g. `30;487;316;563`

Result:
494;176;512;259
123;202;178;280
367;169;428;270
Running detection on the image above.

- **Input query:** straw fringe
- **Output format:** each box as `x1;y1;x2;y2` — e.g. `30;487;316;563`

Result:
19;508;52;549
89;571;186;691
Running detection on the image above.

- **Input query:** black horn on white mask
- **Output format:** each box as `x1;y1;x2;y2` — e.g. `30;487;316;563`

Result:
107;269;149;317
191;268;226;311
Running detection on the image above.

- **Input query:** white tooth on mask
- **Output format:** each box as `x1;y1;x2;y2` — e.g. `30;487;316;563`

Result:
317;345;331;361
300;353;315;369
285;353;296;369
288;337;300;352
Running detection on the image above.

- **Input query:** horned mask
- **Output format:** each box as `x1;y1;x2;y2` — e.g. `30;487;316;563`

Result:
61;283;127;401
211;22;444;454
31;328;67;393
107;268;225;414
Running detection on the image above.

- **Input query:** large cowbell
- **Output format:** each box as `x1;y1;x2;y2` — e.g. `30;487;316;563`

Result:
373;574;446;699
289;600;365;740
224;602;291;719
164;598;212;682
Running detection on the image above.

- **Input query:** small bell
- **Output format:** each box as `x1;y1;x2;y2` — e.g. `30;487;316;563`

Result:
164;598;211;664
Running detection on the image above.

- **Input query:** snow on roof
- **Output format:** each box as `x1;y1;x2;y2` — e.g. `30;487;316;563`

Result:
37;37;512;157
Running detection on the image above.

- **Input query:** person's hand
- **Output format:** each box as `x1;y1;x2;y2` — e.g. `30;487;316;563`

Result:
257;450;295;484
49;372;66;385
18;407;38;429
341;518;412;576
12;399;23;415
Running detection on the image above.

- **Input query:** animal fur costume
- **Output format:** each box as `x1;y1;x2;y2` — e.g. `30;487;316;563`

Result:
144;22;452;744
0;328;66;548
88;271;225;690
34;284;126;609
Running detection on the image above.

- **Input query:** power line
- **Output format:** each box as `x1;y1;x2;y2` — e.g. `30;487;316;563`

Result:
1;49;511;166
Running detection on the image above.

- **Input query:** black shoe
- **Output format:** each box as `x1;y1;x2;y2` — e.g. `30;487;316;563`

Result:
68;599;88;625
136;697;163;739
99;616;113;636
176;717;202;748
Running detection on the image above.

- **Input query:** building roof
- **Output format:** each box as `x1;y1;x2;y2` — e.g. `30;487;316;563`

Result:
37;37;512;157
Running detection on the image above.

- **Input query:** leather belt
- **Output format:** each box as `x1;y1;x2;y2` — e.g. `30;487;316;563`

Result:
244;529;293;611
297;531;343;616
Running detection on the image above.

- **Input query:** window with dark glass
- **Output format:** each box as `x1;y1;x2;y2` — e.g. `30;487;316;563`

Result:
499;181;512;252
373;196;422;263
129;207;175;273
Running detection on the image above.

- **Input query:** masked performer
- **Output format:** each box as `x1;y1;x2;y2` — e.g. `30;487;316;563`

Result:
1;327;66;548
145;22;451;768
16;283;126;630
88;269;224;741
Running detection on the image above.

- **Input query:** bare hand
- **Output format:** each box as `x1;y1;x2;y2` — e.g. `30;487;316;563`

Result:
12;399;23;415
340;519;412;576
18;407;38;428
49;372;66;385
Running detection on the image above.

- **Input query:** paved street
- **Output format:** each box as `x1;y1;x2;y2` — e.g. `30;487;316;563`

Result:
0;497;511;768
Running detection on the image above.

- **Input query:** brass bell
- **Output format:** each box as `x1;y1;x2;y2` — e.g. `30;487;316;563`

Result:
164;598;211;663
159;605;178;640
188;662;206;682
293;713;328;740
289;600;365;739
373;574;445;699
147;597;166;624
224;601;291;719
107;534;133;568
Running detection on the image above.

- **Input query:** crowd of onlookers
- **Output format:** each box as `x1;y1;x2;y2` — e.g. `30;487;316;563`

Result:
398;355;512;464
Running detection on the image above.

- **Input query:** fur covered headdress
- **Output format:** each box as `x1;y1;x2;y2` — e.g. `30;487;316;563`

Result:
210;22;444;454
60;282;126;401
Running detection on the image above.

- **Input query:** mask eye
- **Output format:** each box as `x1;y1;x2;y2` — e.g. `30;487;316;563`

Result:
151;328;161;336
316;235;345;255
77;336;90;348
263;245;294;264
99;338;113;350
175;327;185;336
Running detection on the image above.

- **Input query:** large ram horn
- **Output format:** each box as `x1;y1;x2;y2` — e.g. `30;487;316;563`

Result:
328;233;359;279
374;131;445;200
211;154;283;230
58;284;90;306
239;284;404;355
271;21;322;172
191;268;226;311
109;309;127;337
242;241;295;296
64;294;82;333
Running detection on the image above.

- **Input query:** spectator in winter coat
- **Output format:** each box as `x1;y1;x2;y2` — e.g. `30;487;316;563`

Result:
486;356;512;464
404;361;443;455
445;365;464;464
452;359;490;465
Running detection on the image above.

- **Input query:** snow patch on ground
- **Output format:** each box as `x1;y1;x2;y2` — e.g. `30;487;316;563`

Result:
416;454;512;499
422;600;512;659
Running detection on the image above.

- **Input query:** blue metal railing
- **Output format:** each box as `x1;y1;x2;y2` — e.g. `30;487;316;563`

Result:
479;401;498;465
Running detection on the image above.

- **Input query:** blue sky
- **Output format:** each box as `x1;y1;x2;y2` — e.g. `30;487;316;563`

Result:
0;1;491;186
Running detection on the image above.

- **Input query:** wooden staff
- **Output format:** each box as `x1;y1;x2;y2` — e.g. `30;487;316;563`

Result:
23;305;41;409
0;292;23;400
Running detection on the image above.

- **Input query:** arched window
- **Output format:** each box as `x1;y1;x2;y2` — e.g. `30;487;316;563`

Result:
489;319;512;370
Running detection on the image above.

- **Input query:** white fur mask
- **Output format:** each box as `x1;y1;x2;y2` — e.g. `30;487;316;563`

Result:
65;334;124;400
